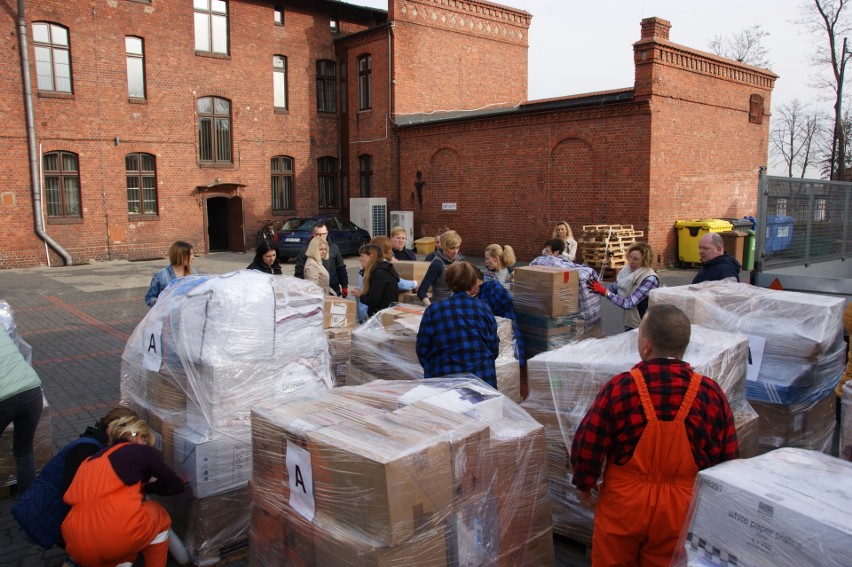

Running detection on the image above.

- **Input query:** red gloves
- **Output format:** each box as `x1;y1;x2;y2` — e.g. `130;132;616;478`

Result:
588;280;608;296
341;287;348;298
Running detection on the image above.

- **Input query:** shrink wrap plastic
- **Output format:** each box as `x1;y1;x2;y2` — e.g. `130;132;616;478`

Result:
346;305;521;403
840;381;852;461
0;299;32;364
673;448;852;567
120;270;332;561
250;376;554;567
522;325;758;543
650;281;844;453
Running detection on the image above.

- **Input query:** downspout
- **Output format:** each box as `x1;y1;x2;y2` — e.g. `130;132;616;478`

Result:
389;22;401;213
17;0;72;265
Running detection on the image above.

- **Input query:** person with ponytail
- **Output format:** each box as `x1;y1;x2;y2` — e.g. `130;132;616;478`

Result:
482;243;516;290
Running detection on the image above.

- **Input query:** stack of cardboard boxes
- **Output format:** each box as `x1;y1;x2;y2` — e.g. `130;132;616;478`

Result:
522;325;759;544
673;448;852;566
120;271;333;563
512;266;602;356
394;261;431;304
249;377;554;567
346;304;521;403
323;297;358;386
651;281;846;454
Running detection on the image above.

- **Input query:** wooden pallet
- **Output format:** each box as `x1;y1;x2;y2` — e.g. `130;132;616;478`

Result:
196;540;249;566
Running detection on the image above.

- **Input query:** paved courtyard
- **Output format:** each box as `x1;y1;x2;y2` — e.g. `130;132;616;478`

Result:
0;252;697;566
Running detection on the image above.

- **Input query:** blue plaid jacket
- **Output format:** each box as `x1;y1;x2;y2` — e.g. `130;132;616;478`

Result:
416;292;500;387
476;279;525;365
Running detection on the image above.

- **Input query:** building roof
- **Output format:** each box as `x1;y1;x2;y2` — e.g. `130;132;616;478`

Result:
394;88;635;128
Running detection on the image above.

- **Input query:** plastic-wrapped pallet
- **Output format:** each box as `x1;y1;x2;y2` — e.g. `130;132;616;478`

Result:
120;270;332;562
522;325;758;544
841;381;852;462
250;377;554;567
346;304;521;403
673;448;852;567
650;281;845;454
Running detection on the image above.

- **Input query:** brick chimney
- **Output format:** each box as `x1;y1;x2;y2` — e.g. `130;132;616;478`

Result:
640;17;671;41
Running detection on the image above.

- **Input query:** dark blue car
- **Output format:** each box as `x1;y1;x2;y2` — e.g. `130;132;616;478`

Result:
276;215;371;261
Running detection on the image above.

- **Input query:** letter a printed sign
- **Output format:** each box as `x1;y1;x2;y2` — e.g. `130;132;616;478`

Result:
142;322;163;372
286;440;315;521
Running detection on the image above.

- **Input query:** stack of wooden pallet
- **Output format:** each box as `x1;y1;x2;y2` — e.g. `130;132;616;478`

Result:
579;225;644;272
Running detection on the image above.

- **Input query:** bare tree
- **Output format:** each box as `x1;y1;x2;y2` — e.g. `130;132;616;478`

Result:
797;0;852;178
771;100;827;177
708;24;771;67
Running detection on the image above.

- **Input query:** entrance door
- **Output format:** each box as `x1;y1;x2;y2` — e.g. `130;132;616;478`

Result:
206;196;244;252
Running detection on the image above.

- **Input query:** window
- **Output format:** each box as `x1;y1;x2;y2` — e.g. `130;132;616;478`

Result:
125;37;146;99
318;157;338;209
316;60;336;113
330;18;339;34
358;55;371;110
271;156;294;212
43;151;80;217
749;94;764;125
197;96;232;165
126;153;158;215
273;55;287;110
194;0;228;55
359;155;373;197
274;6;283;25
33;23;72;93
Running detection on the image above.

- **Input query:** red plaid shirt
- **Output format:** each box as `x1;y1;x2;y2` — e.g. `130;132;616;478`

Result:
570;358;739;492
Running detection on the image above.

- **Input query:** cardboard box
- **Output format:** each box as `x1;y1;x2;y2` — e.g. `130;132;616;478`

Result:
173;426;252;498
323;298;357;329
393;260;431;283
751;388;836;452
681;448;852;567
307;421;453;546
513;266;579;317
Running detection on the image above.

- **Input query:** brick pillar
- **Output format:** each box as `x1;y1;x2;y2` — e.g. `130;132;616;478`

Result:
640;17;671;41
634;17;671;101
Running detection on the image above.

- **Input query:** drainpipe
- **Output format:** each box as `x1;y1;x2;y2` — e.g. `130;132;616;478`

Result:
17;0;72;265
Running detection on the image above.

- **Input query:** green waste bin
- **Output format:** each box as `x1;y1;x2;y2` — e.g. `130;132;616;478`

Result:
674;219;734;265
741;228;755;271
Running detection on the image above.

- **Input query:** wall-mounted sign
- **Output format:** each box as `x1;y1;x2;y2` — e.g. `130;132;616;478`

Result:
442;203;457;211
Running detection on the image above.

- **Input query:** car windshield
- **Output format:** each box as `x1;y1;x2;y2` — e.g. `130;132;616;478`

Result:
281;218;307;231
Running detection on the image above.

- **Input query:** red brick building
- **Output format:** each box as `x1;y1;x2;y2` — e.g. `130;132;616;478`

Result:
1;1;772;268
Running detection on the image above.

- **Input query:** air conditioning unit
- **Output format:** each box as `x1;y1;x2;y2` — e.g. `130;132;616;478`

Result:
390;210;414;248
349;198;387;238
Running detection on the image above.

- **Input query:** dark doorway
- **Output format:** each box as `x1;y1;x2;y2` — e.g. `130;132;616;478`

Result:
206;196;244;252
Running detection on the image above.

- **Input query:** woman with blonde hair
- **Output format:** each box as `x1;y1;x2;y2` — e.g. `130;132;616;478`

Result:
145;241;197;307
350;244;400;317
304;236;337;296
483;244;516;290
390;226;417;261
62;416;184;567
588;241;660;331
418;230;461;306
551;221;578;262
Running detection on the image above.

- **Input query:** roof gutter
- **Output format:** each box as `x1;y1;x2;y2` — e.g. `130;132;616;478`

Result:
17;0;72;266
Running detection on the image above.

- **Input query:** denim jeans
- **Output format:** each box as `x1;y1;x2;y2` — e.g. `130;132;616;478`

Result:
0;386;43;493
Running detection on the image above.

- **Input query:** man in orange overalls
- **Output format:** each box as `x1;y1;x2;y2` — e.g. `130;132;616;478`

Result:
571;304;739;566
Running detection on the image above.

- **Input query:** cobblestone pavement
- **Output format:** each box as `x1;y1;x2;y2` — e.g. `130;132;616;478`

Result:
0;252;698;566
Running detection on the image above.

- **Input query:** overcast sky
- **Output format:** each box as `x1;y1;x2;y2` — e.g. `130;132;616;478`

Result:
346;1;836;175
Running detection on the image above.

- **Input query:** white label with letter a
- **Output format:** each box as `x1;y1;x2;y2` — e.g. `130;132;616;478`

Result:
142;322;163;372
286;440;315;521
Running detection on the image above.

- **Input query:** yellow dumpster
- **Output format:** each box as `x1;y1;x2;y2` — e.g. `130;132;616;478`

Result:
675;219;733;264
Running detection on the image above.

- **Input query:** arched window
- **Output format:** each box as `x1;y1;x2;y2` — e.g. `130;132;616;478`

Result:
43;151;80;217
126;153;158;215
197;96;232;164
318;157;338;209
33;22;72;93
271;156;294;211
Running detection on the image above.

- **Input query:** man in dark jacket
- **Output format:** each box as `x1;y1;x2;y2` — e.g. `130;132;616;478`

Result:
692;233;741;284
294;222;349;296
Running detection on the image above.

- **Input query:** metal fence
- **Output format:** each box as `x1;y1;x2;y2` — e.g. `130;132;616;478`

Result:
756;172;851;269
